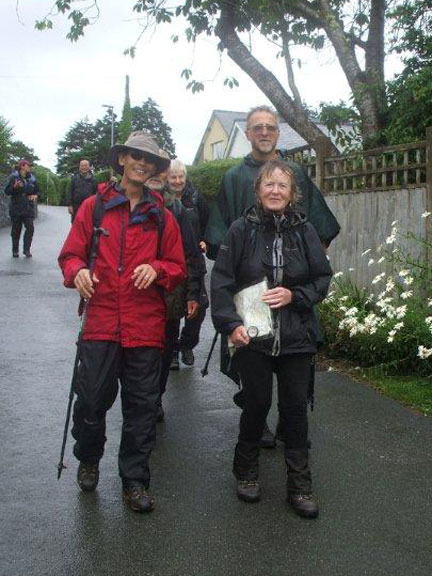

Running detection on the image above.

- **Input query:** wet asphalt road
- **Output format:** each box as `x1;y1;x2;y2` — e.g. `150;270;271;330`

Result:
0;206;431;576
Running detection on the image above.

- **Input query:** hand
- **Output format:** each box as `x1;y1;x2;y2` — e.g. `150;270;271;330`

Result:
228;325;250;348
186;300;199;319
28;195;37;202
261;287;292;309
14;180;24;189
68;205;74;215
74;268;99;299
132;264;157;290
199;241;207;253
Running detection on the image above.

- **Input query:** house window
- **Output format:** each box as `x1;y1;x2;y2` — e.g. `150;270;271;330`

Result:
211;140;225;160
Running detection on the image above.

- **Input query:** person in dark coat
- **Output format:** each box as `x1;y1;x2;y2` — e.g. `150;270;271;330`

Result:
211;160;332;518
205;105;340;447
58;132;186;513
166;159;209;369
4;159;39;258
67;159;98;222
146;157;204;422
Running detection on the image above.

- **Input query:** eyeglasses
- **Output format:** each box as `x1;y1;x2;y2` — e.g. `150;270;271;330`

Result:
129;150;154;162
247;124;279;134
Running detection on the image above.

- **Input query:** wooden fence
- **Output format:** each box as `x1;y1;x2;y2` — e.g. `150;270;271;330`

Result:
284;128;432;288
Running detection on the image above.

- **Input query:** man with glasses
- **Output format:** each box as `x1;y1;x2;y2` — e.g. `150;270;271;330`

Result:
206;106;340;447
58;131;186;513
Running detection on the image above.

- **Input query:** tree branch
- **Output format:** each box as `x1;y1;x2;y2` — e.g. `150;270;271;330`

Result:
215;1;338;153
281;30;302;107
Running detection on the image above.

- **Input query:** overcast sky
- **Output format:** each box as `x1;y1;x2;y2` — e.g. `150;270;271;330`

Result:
1;0;402;171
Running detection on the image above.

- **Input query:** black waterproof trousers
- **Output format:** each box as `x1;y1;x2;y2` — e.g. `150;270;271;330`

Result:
179;306;207;351
159;320;179;401
233;348;312;488
72;341;161;488
11;215;34;254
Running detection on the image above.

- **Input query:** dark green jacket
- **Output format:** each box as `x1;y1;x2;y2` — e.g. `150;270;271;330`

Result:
205;152;340;259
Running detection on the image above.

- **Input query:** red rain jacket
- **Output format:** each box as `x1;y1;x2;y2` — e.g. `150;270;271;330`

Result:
58;184;186;348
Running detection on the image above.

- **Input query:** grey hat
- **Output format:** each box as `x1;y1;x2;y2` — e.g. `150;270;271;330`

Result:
109;131;171;175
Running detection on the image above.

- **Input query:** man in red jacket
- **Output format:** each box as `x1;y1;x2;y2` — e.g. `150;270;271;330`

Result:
58;131;186;513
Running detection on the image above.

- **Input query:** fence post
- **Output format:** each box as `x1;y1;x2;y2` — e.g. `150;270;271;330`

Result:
315;136;332;194
426;127;432;262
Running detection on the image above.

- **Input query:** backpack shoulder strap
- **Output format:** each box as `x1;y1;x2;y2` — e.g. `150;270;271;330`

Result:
92;192;105;229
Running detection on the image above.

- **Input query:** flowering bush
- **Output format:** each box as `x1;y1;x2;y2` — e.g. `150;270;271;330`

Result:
319;216;432;376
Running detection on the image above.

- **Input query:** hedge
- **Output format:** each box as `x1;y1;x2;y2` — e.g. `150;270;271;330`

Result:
187;158;242;203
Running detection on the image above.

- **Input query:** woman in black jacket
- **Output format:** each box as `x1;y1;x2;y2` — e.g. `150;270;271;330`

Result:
4;159;39;257
211;160;332;518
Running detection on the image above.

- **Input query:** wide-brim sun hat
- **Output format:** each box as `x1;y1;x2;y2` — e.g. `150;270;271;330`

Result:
109;131;171;175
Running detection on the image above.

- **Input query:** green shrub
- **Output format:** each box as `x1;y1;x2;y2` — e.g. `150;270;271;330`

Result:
187;158;242;203
32;165;62;206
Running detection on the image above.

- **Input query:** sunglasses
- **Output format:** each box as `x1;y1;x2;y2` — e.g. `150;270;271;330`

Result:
247;124;279;134
129;150;155;162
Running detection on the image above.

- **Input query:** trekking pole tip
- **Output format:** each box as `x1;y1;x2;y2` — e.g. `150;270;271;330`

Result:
57;462;67;480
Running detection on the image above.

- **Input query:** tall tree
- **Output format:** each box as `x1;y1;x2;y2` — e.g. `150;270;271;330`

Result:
131;98;176;157
37;0;396;150
56;113;119;175
119;75;133;143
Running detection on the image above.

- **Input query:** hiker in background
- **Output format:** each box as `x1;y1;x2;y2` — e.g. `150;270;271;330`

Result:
4;159;39;258
166;159;209;369
146;154;204;422
205;105;340;448
67;158;98;222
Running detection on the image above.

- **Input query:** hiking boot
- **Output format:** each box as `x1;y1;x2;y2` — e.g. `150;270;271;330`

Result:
123;485;155;513
77;462;99;492
24;251;32;258
169;351;180;371
156;404;165;423
181;348;194;366
236;480;261;503
287;493;319;519
260;422;276;449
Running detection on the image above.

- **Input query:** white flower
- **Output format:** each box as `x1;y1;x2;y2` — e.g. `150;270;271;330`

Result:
327;366;334;372
418;345;432;359
372;272;386;285
368;258;375;266
394;322;404;331
403;276;414;286
345;307;358;317
399;269;410;277
334;271;343;278
391;220;398;226
395;305;407;319
400;291;413;300
387;335;395;343
425;317;432;326
348;267;355;272
427;299;432;307
377;256;385;264
385;278;395;293
421;211;431;218
339;295;348;302
386;234;396;245
361;248;372;256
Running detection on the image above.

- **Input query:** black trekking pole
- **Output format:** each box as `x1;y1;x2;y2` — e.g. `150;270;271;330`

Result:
57;225;109;480
201;331;219;377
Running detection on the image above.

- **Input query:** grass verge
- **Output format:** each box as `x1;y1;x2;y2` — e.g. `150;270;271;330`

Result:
317;354;432;416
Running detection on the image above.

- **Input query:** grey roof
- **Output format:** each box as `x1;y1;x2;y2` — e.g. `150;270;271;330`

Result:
213;110;248;136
